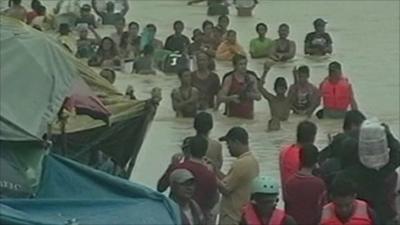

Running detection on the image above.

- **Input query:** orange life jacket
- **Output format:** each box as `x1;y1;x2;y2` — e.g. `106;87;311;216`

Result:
242;203;285;225
279;144;300;190
320;76;351;111
320;200;372;225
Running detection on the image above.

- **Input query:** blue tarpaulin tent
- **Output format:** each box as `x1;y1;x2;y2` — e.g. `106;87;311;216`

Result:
0;152;180;225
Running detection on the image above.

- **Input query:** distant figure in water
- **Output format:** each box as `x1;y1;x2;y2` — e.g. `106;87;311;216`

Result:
258;66;291;131
132;44;156;75
288;65;320;117
234;0;258;17
164;20;191;54
207;0;229;16
88;37;122;70
171;68;200;118
110;17;125;47
216;30;246;61
4;0;27;21
218;54;261;119
249;23;273;59
92;0;129;26
264;23;296;71
304;18;333;56
214;15;230;46
317;61;358;119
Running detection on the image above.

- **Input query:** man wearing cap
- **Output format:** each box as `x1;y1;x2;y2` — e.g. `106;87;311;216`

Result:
75;4;97;28
304;18;333;56
217;127;260;225
169;169;205;225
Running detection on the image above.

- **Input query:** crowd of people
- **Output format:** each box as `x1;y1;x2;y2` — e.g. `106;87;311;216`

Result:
2;0;400;225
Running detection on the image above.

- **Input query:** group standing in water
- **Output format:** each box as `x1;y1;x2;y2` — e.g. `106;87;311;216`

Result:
2;1;399;225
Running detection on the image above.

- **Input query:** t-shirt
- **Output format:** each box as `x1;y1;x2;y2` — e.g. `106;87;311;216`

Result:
191;71;220;109
220;152;260;223
284;173;327;225
164;34;191;53
304;32;332;51
249;37;272;58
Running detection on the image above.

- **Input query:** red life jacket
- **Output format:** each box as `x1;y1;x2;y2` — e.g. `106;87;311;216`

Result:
320;200;372;225
227;74;254;119
279;144;300;191
243;203;286;225
320;76;351;111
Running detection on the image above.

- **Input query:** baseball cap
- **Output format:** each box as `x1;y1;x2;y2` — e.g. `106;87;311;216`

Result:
313;18;327;26
219;127;249;144
169;169;194;184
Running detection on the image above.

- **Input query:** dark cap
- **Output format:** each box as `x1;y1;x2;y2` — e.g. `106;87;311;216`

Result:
81;4;91;11
219;127;249;144
313;18;327;26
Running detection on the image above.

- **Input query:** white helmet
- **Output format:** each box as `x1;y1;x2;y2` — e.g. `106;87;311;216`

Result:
251;176;279;195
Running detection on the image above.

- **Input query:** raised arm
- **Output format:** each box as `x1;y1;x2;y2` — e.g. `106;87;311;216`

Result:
91;0;103;17
247;75;261;101
120;0;129;16
349;84;358;110
89;25;101;43
258;68;275;101
284;40;296;60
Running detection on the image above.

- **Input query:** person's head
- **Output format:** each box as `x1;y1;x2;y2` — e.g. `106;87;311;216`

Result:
342;110;366;132
169;169;195;202
100;37;116;51
226;30;237;44
256;23;267;37
299;143;319;169
80;4;91;16
328;61;342;83
297;65;310;85
188;135;208;159
192;28;203;43
128;21;140;36
217;15;230;29
313;18;327;33
202;20;214;35
177;68;191;86
173;20;184;34
143;44;154;56
194;112;213;136
31;0;41;11
250;176;280;216
278;23;290;39
273;77;288;95
36;5;46;16
58;23;71;35
181;136;193;157
106;1;115;13
219;127;249;157
330;175;358;220
114;17;126;33
232;54;247;73
146;24;157;35
296;120;317;144
196;52;209;70
100;68;116;84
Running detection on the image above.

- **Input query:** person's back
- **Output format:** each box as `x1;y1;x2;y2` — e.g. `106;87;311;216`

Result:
5;0;27;21
207;0;229;16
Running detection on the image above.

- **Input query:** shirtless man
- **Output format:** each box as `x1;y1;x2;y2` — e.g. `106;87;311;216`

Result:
171;69;200;118
4;0;27;21
264;23;296;70
92;0;129;26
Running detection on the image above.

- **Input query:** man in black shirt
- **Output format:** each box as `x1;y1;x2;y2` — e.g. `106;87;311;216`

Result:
304;18;333;56
164;20;190;53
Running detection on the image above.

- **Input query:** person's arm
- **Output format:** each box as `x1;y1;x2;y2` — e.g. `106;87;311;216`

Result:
258;68;275;101
54;0;63;14
171;89;183;112
287;85;297;112
249;39;256;58
88;25;101;43
304;33;312;55
247;75;261;101
216;42;233;60
91;0;103;17
156;164;175;192
217;76;240;104
325;33;333;54
306;86;321;117
283;215;297;225
283;41;296;60
348;84;358;110
120;0;129;16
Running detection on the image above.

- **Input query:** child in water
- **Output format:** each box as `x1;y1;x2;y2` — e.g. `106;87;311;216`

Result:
258;66;291;131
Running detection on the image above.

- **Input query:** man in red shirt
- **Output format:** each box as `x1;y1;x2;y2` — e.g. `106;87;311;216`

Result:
157;136;219;223
279;120;317;191
284;143;327;225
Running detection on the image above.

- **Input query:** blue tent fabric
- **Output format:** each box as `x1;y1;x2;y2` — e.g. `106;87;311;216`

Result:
0;154;181;225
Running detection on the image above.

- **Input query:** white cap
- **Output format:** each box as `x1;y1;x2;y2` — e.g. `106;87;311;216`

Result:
251;176;279;195
169;169;194;184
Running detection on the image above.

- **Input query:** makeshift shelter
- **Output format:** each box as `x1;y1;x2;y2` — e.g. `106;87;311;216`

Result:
0;16;159;178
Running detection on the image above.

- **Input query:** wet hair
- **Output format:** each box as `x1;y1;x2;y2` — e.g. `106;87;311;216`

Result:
202;20;214;31
173;20;184;28
297;65;310;76
97;37;119;57
232;54;247;66
279;23;289;29
128;21;139;29
342;110;366;131
194;112;213;135
329;61;342;72
227;29;236;36
218;15;229;23
143;44;154;55
31;0;41;10
330;174;357;198
58;23;70;35
274;77;288;90
296;120;317;144
177;68;191;78
36;5;46;15
299;144;319;168
146;24;157;32
256;23;267;32
189;135;208;158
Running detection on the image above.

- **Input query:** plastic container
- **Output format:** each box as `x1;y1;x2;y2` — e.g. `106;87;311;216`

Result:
358;119;389;170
